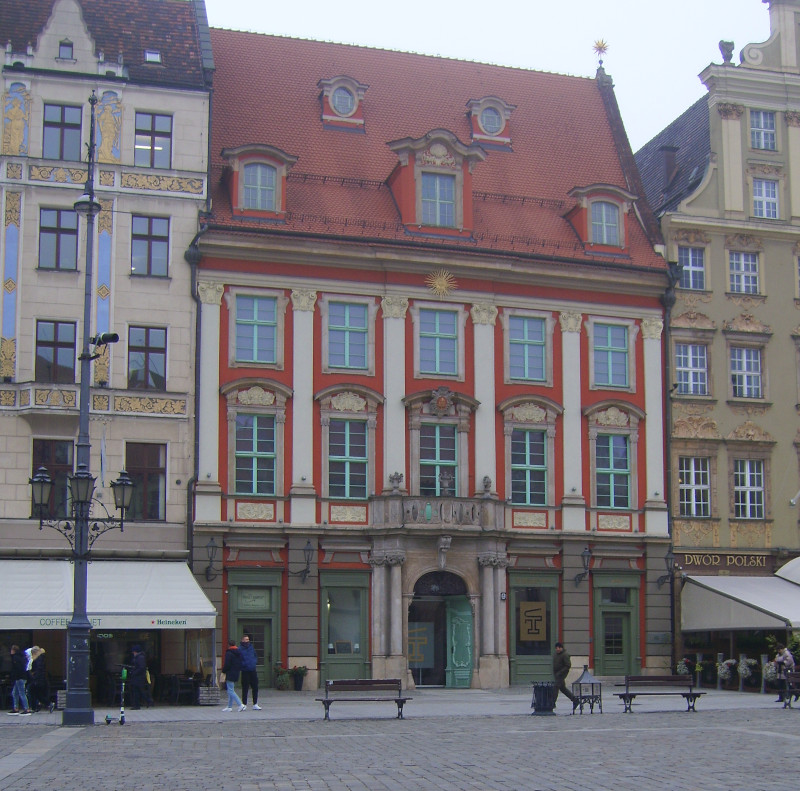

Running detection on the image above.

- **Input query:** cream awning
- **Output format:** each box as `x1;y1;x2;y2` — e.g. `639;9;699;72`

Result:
681;574;800;631
0;559;217;630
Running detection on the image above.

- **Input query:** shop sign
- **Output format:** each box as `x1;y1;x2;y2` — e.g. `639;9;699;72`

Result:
678;552;771;572
520;601;546;641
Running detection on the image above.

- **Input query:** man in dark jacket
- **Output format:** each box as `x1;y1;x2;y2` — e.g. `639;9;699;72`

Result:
130;645;153;709
7;645;32;715
552;641;576;708
239;633;260;710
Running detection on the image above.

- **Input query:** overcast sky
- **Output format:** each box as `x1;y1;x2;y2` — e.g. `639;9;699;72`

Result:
204;0;771;152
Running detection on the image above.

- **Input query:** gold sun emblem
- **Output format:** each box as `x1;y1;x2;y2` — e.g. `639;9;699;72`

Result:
425;269;457;297
593;39;609;57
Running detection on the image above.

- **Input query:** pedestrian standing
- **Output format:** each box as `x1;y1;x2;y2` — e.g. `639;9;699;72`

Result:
239;633;261;710
221;641;245;712
7;645;32;715
130;645;153;709
775;643;795;702
28;647;52;713
552;641;576;709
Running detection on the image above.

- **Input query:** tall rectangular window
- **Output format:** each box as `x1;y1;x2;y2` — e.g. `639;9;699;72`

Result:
134;112;172;169
593;324;628;387
421;173;455;227
596;434;629;509
243;163;276;210
510;429;546;505
42;104;81;161
126;443;166;520
419;424;457;496
751;110;776;151
419;309;457;375
329;419;367;499
235;295;276;363
235;414;275;495
753;178;778;219
729;251;759;294
678;457;710;517
35;320;76;383
328;303;367;369
591;201;620;245
675;343;708;396
32;439;73;518
131;215;169;276
730;347;762;398
39;208;78;270
678;246;705;290
509;316;546;381
733;458;764;519
128;326;166;390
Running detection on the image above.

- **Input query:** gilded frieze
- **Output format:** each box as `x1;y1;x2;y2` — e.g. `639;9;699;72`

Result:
330;504;367;522
595;407;629;427
19;389;29;407
237;386;275;406
3;84;30;155
0;389;15;406
96;92;122;164
511;404;546;423
0;337;15;380
6;163;22;180
597;514;631;531
93;346;110;385
5;192;21;227
512;511;547;527
29;166;86;184
97;201;113;235
236;502;275;521
730;522;771;549
331;392;367;412
120;172;203;194
34;389;76;407
99;171;115;187
114;396;186;414
92;394;110;411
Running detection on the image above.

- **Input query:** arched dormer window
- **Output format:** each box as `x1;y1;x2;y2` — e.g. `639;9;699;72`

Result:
466;96;516;149
318;75;369;131
243;162;276;211
387;129;485;236
221;144;298;217
566;184;636;250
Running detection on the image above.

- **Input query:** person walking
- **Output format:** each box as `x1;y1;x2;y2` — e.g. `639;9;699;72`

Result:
552;641;576;709
130;645;153;709
239;633;261;710
775;643;795;702
7;645;32;715
221;641;245;712
28;647;52;713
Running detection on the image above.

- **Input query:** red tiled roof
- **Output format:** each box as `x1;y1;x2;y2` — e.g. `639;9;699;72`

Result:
0;0;210;89
208;30;664;269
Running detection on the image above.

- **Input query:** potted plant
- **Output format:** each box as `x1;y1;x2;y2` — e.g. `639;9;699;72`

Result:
273;662;290;691
288;665;308;691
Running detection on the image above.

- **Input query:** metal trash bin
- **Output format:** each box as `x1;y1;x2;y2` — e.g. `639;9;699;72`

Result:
530;680;557;716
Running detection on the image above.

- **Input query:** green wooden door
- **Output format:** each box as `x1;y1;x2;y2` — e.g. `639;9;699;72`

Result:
598;612;630;676
445;595;472;688
235;618;273;687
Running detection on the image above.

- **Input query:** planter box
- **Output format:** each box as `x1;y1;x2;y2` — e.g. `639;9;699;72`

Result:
197;686;220;706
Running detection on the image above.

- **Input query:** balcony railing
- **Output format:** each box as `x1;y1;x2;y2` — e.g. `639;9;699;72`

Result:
371;494;504;530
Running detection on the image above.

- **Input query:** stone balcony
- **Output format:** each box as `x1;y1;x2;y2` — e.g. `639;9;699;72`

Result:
370;494;505;531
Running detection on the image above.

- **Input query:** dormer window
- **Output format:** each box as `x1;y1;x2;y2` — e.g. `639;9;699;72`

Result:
466;96;516;148
318;76;368;130
387;129;485;235
144;50;162;64
591;201;620;245
566;184;636;250
243;163;277;211
221;144;298;217
58;40;73;60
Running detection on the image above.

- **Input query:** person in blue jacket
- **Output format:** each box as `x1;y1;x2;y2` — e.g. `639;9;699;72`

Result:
239;633;261;710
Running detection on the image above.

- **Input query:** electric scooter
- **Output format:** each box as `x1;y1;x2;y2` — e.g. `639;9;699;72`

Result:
105;666;127;725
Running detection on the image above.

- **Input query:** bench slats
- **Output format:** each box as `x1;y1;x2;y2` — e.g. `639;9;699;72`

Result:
615;674;705;713
316;678;411;720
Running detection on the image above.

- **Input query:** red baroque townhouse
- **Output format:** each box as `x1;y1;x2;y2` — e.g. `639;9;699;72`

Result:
192;31;671;689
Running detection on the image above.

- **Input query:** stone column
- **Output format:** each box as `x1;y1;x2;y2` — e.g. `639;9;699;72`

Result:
642;318;668;535
494;558;509;687
479;554;496;656
787;112;800;217
471;303;497;493
381;297;408;491
195;281;224;521
290;289;317;524
717;104;744;213
385;551;406;681
560;311;585;531
369;554;389;677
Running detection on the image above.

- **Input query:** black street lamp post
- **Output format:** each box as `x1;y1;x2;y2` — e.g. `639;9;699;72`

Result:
29;92;131;726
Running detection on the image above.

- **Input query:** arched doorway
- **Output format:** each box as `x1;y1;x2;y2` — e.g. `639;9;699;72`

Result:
408;571;472;687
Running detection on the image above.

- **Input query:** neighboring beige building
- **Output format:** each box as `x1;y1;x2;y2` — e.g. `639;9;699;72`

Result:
0;0;215;693
636;0;800;655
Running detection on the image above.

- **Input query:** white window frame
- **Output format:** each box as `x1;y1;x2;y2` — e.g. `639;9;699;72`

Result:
590;200;621;246
585;316;638;393
678;246;706;290
750;110;776;151
732;458;765;520
225;286;288;370
410;301;466;381
674;342;708;396
319;294;377;376
729;345;763;399
728;251;760;294
502;310;555;386
242;162;277;211
678;456;711;518
753;178;779;219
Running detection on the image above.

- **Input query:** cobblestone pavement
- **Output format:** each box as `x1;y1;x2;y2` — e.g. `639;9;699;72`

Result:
0;689;796;790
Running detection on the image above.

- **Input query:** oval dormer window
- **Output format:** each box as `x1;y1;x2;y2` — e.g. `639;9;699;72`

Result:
480;107;503;135
332;86;356;117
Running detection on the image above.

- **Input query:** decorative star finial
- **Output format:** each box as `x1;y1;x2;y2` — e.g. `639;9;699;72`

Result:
425;269;457;298
593;39;609;66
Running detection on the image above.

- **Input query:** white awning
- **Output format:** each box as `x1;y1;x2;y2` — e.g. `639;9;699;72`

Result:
0;560;217;630
681;574;800;631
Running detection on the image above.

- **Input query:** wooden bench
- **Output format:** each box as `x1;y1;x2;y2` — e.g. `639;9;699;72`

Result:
781;671;800;708
615;675;705;713
316;678;411;720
